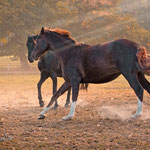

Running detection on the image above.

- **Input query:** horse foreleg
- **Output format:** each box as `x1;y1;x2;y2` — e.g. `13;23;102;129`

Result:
64;87;71;107
38;81;71;119
37;72;49;107
62;77;81;120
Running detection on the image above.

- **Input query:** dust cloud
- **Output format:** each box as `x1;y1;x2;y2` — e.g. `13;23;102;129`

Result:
98;103;150;121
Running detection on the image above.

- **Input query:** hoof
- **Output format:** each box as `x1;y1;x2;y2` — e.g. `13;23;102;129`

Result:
38;114;45;120
131;113;142;119
64;103;70;108
52;105;58;110
62;115;73;121
39;101;44;107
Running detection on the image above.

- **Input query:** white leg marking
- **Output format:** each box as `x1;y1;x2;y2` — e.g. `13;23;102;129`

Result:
132;98;142;118
40;107;50;115
62;101;76;120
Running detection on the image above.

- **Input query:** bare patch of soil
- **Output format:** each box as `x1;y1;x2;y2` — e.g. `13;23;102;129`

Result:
0;74;150;150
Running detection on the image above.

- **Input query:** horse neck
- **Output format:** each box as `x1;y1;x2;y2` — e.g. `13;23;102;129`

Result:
49;34;77;51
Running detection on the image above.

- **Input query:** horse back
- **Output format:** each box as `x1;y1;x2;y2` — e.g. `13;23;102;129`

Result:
57;39;141;83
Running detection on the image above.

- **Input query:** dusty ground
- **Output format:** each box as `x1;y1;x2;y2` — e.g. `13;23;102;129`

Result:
0;74;150;150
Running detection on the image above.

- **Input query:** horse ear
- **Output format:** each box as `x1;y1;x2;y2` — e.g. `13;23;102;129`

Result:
40;27;44;34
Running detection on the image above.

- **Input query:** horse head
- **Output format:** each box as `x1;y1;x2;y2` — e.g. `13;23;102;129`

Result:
26;34;38;63
31;27;77;61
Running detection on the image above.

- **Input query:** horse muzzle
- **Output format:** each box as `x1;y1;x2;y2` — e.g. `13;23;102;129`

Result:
28;57;34;63
31;52;38;61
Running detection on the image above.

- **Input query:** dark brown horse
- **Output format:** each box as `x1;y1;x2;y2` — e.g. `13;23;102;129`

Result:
27;34;88;108
31;27;150;120
26;34;71;108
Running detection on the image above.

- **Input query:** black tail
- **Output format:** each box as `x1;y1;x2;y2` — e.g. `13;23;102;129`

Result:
137;72;150;94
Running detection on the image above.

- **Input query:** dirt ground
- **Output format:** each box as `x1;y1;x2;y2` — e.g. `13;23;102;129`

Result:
1;74;150;150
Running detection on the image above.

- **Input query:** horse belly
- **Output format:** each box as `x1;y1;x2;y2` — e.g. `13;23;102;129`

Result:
82;67;120;83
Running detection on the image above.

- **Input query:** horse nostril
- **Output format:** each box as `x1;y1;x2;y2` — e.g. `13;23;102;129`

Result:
31;52;38;61
28;57;34;63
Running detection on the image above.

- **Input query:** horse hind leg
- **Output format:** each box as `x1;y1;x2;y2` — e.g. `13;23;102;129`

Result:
132;71;150;118
133;97;143;118
137;72;150;94
122;72;144;118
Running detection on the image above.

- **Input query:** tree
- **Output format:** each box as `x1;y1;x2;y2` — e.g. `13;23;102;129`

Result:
0;0;150;70
0;0;57;68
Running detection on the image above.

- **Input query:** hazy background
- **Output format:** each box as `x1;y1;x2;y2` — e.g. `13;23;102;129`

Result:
0;0;150;71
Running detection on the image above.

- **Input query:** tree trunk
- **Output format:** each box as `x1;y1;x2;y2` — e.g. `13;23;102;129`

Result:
19;52;29;69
